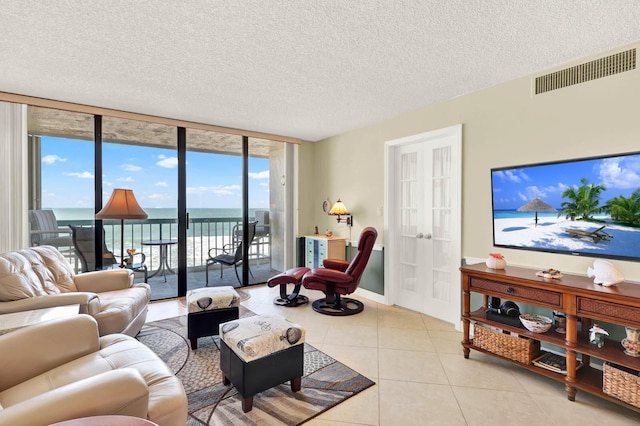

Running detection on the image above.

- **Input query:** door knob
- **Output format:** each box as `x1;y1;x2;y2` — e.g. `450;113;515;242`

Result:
424;233;432;239
416;233;424;239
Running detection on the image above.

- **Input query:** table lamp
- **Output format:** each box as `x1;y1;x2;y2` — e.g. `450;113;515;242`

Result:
96;188;148;268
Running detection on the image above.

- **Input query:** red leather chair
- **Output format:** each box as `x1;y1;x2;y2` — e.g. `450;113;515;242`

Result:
302;227;377;316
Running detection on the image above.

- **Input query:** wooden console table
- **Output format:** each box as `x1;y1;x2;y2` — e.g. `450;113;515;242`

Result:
461;263;640;413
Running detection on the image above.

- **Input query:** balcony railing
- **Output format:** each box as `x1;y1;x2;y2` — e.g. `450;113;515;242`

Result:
56;217;270;273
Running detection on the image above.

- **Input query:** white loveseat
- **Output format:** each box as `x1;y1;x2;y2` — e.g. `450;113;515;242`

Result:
0;245;150;336
0;315;187;425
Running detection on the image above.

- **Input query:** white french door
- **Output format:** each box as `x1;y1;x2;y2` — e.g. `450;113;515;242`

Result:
385;125;462;326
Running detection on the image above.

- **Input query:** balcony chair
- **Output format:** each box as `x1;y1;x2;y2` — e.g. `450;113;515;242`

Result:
28;209;73;249
206;221;257;286
253;210;270;266
70;225;147;282
302;226;377;316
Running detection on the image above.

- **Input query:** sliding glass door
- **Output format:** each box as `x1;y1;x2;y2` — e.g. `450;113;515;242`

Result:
28;105;293;300
27;108;95;272
102;117;178;299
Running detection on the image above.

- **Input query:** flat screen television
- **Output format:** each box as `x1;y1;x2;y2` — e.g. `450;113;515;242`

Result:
491;151;640;262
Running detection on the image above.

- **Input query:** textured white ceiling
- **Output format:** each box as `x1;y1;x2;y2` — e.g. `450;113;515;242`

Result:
1;1;640;141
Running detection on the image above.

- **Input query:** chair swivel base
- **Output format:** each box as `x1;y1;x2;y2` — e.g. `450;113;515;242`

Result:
274;293;309;307
273;281;309;307
311;297;364;316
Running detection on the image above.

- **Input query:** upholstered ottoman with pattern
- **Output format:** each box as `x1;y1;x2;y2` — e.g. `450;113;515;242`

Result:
219;314;305;412
187;286;240;349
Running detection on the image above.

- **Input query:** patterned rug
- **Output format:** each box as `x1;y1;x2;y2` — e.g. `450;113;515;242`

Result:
137;307;375;425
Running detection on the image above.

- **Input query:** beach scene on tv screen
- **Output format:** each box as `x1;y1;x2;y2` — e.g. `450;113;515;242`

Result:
492;153;640;260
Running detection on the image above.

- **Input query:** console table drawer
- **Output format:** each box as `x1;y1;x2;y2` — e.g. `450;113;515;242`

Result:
577;297;640;326
469;277;562;308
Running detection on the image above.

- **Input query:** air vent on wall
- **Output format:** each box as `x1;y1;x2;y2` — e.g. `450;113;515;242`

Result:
535;48;636;95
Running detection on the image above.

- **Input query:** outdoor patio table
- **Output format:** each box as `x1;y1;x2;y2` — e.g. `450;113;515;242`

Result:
142;239;177;281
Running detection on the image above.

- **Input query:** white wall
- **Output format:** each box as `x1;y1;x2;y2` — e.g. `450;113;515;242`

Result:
300;42;640;279
0;102;28;252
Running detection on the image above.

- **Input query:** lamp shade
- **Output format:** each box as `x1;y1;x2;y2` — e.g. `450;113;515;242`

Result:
96;189;148;220
329;199;349;215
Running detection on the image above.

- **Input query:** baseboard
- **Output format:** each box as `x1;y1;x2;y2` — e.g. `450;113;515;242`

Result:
354;287;387;305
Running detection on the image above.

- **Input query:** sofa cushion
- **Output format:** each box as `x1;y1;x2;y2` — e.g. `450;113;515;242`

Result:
0;331;186;425
0;246;76;302
93;285;150;336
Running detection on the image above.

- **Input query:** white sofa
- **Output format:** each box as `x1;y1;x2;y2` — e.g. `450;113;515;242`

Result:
0;315;187;425
0;245;150;336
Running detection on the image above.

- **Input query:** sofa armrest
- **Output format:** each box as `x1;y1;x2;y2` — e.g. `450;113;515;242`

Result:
0;315;101;391
0;293;99;315
74;268;134;293
0;369;149;426
0;293;100;316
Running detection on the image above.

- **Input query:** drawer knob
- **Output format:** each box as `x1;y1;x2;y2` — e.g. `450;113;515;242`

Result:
506;287;515;293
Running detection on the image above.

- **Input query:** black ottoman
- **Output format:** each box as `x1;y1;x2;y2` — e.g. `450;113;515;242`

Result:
219;314;305;412
187;286;240;349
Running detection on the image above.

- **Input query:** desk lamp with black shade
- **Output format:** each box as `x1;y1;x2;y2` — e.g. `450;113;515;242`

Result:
96;188;148;268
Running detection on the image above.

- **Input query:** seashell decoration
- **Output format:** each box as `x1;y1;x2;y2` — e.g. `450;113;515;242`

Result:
587;259;624;287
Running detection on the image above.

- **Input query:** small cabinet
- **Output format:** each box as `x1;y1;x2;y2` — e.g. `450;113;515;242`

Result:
305;235;346;268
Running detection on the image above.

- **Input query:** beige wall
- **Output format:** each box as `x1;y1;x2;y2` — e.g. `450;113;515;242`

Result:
299;42;640;279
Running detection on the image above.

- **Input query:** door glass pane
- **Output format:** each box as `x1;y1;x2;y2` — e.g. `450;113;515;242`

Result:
186;129;244;288
248;138;283;284
103;117;177;300
27;107;95;273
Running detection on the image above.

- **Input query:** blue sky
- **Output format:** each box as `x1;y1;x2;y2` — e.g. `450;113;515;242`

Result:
492;153;640;210
40;137;270;209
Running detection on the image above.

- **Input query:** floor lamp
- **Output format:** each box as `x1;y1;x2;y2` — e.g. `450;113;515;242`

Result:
96;188;148;268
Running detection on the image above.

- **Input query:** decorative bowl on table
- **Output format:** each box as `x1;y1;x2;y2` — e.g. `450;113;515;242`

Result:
519;314;553;333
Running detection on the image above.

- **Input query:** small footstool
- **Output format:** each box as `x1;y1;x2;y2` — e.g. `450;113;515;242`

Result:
187;286;240;349
266;266;310;307
219;314;305;412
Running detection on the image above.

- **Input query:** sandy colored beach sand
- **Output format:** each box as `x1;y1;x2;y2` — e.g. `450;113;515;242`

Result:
494;216;640;257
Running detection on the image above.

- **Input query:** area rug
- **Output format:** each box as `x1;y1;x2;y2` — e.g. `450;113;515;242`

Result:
137;307;375;425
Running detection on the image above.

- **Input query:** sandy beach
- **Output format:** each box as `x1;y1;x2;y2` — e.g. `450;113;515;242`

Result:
494;215;640;258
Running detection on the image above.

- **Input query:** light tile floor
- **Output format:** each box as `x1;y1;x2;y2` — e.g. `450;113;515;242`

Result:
147;284;640;425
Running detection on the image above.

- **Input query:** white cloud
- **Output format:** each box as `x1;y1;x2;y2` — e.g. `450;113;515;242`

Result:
63;171;94;179
148;193;170;200
598;157;640;189
118;177;134;182
122;163;142;172
155;181;168;187
187;184;241;196
249;170;269;179
495;169;529;183
157;156;178;168
259;182;268;187
42;154;67;165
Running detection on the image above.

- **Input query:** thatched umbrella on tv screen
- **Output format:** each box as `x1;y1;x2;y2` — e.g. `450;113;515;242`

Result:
517;198;557;226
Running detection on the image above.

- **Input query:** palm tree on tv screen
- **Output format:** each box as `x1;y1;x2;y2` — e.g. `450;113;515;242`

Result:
558;177;606;221
605;188;640;226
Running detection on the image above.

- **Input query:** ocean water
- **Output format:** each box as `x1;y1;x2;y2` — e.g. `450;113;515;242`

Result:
49;207;262;251
52;207;244;221
493;210;559;219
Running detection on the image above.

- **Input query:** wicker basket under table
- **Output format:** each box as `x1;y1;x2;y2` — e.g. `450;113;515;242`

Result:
603;362;640;408
473;324;541;364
